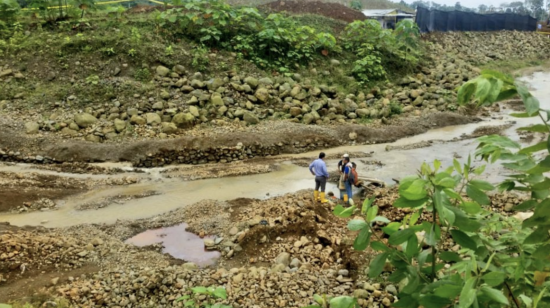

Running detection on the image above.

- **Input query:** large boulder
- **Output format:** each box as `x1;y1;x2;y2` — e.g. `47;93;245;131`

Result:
255;88;270;103
25;122;39;134
156;66;170;77
206;78;224;91
244;77;259;88
189;106;200;118
161;122;178;134
146;113;162;125
356;109;370;117
130;115;146;125
172;113;195;128
211;94;225;107
289;107;302;117
114;119;127;132
74;113;98;128
243;112;259;125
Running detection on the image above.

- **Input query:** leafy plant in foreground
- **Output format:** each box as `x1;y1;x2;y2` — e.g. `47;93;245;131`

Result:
333;70;550;307
176;286;231;308
304;294;358;308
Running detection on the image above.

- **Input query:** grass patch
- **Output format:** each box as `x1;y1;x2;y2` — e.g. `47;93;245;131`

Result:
481;58;550;76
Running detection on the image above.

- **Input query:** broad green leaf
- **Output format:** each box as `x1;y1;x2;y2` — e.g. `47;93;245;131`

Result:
405;233;419;259
418;295;452;308
532;244;550;259
480;286;508;305
354;227;371;251
372;216;390;224
524;226;550;245
439;251;462;262
519;295;533;308
532;179;550;191
370;241;390;252
425;224;440;246
434;159;441;171
514;199;537;211
482;272;506;287
362;196;375;214
548;134;550;152
394;197;428;208
469;179;495;191
347;219;368;231
410;210;421;226
367;205;378;222
458;277;477;308
213;287;227;299
451;230;477;250
517;124;550;133
457;81;476;105
329;296;357;308
313;294;324;304
524;95;540;116
510;112;537;118
434;284;462;298
448;206;482;232
461;201;482;214
519;141;547;154
389;228;416;245
401;179;428;201
333;204;356;218
382;222;401;235
473;78;491;105
453;159;463;174
192;286;208;294
368;252;390;278
466;184;490;205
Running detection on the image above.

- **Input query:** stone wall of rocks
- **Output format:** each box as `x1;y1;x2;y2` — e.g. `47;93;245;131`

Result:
0;148;59;165
134;140;331;167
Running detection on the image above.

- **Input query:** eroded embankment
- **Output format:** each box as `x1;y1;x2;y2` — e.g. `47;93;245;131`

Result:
0;112;475;167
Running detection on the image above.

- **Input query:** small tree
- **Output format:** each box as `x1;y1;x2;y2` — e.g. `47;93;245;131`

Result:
333;70;550;308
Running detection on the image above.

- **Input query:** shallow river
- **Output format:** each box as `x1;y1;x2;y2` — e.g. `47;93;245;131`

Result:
1;72;549;228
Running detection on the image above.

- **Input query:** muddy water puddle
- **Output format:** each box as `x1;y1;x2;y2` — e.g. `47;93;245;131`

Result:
126;223;220;266
1;72;549;228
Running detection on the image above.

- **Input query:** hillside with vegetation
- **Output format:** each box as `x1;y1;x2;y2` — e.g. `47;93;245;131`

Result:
2;1;550;308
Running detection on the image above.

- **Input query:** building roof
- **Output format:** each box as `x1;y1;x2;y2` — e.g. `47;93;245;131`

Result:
361;9;415;17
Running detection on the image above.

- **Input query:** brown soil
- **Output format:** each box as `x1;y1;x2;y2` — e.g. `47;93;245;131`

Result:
262;0;366;23
0;173;86;212
0;187;81;212
0;112;475;166
0;265;99;302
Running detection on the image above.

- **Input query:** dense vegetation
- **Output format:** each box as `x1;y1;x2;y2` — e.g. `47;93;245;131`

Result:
0;0;423;92
325;71;550;308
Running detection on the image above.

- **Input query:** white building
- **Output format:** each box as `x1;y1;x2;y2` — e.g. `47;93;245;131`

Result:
361;9;415;29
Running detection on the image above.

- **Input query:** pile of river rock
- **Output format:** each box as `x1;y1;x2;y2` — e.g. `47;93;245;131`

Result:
2;31;548;144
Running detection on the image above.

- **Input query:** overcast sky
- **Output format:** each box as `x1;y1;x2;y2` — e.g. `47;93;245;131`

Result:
402;0;516;9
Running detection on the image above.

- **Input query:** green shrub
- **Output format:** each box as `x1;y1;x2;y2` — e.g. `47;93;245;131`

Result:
159;1;338;71
0;0;19;22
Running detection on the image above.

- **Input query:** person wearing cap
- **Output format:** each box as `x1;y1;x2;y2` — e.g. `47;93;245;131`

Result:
338;154;349;201
309;152;329;203
338;154;349;174
342;156;354;204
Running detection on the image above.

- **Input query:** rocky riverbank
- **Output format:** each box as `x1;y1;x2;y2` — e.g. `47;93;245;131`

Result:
0;187;527;307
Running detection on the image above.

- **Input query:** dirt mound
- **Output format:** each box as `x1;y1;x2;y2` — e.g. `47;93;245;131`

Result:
262;0;366;23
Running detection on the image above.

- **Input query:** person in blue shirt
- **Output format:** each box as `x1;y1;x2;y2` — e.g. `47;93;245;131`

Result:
342;157;353;205
309;152;329;203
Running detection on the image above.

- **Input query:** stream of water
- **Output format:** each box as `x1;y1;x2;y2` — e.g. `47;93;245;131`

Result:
1;71;549;228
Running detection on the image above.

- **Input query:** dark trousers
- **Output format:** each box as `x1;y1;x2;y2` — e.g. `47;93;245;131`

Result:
315;176;327;192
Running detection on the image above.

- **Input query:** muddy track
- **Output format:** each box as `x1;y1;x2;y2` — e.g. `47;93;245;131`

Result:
0;112;476;166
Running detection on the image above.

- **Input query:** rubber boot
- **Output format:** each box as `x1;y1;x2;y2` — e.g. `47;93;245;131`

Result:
314;191;319;202
343;194;349;204
320;192;328;204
